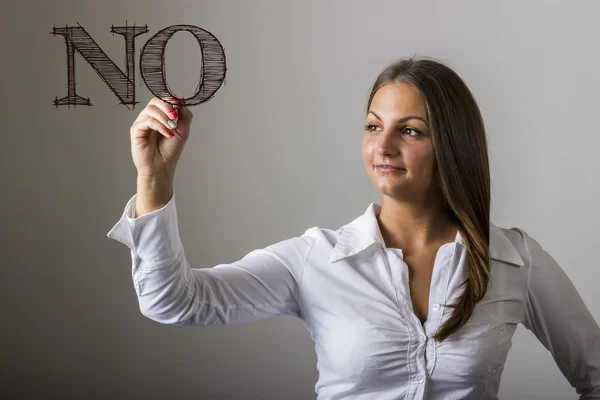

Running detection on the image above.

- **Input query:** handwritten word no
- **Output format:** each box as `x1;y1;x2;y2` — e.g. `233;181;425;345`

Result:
50;23;227;109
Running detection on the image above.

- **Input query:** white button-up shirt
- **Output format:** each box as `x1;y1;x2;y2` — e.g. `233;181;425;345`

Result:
107;193;600;399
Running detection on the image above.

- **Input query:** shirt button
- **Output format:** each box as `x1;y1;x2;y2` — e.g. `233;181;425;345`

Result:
432;303;441;311
417;375;424;383
420;334;427;342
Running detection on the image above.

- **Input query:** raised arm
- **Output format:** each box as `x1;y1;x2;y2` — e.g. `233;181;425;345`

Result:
107;192;317;326
520;230;600;399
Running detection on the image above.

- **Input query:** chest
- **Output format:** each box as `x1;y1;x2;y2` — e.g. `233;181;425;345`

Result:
301;249;528;394
404;250;439;325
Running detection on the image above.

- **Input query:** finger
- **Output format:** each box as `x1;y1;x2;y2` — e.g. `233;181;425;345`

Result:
131;116;175;139
172;95;194;115
133;107;151;124
146;104;180;131
167;93;186;109
153;94;184;111
149;96;180;122
132;97;165;124
176;105;193;122
134;98;176;124
170;93;181;110
160;94;191;125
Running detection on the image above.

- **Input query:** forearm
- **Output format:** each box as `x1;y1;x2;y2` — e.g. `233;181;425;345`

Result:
135;175;174;217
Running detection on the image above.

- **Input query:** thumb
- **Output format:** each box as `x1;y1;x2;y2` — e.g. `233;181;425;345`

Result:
170;94;192;123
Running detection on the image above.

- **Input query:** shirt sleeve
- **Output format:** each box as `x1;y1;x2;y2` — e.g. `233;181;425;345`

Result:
106;192;317;326
520;230;600;399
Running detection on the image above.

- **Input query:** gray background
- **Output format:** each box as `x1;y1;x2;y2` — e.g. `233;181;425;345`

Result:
2;0;599;399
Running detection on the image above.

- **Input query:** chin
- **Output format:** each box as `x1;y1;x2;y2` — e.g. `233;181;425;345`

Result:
375;184;402;195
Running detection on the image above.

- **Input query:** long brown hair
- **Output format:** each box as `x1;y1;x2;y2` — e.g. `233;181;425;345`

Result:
366;55;491;342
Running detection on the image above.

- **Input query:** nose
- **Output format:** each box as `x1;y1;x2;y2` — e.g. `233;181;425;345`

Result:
376;128;399;157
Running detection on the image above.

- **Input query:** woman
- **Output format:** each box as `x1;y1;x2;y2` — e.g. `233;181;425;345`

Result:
107;56;600;399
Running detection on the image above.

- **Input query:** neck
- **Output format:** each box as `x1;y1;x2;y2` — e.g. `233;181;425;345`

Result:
377;195;456;253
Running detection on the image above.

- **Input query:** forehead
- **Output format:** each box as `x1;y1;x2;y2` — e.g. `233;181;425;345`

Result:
369;82;427;118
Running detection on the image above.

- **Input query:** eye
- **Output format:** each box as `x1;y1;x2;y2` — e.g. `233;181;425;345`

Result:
364;124;422;137
403;127;422;136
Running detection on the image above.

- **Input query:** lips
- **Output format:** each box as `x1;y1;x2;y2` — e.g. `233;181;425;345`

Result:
375;164;404;170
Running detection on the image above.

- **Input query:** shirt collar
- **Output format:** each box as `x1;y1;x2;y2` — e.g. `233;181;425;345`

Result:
329;202;525;267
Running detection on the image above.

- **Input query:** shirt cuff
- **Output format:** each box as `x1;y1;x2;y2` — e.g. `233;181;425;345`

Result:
106;192;183;270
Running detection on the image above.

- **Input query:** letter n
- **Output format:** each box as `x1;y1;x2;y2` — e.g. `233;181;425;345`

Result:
50;23;148;108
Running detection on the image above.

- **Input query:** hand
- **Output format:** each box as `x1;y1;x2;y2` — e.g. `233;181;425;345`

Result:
129;96;193;181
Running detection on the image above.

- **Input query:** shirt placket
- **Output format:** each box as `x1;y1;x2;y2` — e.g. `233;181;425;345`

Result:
386;248;428;400
423;244;457;380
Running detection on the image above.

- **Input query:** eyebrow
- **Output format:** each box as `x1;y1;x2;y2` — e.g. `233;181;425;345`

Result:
368;111;429;127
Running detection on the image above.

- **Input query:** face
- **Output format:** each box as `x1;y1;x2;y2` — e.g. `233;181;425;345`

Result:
362;82;437;203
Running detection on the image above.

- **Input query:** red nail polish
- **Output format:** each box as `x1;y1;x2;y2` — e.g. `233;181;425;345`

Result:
168;130;174;137
168;110;178;119
170;95;180;109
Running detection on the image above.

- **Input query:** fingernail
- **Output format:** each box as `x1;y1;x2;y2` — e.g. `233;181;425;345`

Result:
167;119;177;129
172;95;185;106
168;110;178;119
171;94;180;109
168;130;174;137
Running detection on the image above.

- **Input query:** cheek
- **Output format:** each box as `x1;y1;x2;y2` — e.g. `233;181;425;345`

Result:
408;148;434;172
361;139;371;160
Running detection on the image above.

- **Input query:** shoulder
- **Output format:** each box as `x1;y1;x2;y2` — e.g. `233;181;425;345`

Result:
496;225;544;264
301;225;345;245
491;224;557;275
261;225;343;261
490;223;532;263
